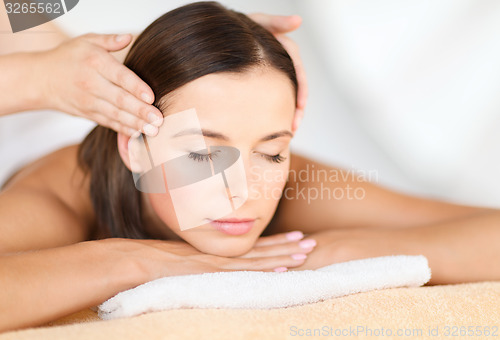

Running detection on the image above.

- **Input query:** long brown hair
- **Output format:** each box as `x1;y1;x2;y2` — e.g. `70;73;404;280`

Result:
77;1;298;238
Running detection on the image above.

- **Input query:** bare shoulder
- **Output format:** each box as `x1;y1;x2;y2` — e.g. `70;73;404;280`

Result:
3;144;93;217
0;145;96;252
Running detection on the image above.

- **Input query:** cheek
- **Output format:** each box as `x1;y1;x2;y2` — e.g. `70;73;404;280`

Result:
148;192;180;229
248;161;289;208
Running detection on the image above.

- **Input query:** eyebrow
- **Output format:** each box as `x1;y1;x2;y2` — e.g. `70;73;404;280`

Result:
173;128;293;142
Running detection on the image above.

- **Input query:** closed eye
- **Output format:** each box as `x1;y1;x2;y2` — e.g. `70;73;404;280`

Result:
188;150;220;162
261;153;286;164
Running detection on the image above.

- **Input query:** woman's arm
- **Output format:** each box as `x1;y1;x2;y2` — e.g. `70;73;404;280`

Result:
0;237;239;332
276;153;500;284
401;209;500;284
0;231;314;332
0;240;140;331
291;209;500;284
271;153;490;234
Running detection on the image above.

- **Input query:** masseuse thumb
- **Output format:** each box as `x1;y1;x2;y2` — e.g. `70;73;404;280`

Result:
249;14;302;34
82;33;132;52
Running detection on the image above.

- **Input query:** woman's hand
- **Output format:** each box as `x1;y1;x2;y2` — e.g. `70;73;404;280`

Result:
235;230;317;272
34;33;164;136
289;228;409;271
249;13;308;132
107;231;318;283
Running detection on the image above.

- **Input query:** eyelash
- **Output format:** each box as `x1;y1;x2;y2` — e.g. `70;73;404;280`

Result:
188;151;286;164
262;153;287;163
188;150;220;162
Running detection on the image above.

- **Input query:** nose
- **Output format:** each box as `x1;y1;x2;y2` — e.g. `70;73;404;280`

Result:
221;154;248;210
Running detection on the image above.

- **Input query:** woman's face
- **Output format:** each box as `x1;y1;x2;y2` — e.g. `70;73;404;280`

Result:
123;67;295;256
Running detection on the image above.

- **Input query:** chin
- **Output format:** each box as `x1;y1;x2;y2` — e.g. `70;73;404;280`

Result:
188;235;256;257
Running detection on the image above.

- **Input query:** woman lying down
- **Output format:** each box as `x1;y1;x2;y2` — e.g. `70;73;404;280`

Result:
1;1;499;332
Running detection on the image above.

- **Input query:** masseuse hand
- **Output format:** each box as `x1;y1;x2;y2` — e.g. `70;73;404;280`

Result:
250;13;308;132
35;33;164;136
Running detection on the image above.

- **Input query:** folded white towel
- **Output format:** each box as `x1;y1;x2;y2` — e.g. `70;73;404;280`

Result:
98;255;431;320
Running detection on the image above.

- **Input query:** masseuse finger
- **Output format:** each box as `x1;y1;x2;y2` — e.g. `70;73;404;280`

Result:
293;109;304;132
93;77;162;133
249;13;302;34
80;32;133;52
96;51;163;125
87;111;142;137
81;32;158;107
275;34;308;130
90;98;155;136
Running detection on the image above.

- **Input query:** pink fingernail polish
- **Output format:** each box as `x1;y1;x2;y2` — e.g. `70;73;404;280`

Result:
273;267;288;272
299;239;316;249
291;253;307;260
286;231;304;241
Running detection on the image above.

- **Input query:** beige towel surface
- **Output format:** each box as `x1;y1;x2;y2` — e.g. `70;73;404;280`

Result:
2;282;500;340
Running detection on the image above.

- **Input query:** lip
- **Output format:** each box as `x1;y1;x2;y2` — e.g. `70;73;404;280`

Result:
209;218;255;235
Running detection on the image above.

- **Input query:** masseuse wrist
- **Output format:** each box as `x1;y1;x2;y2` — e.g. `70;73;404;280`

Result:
29;50;56;111
10;50;53;112
0;52;45;113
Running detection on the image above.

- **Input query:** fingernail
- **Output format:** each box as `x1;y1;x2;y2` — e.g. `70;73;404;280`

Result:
299;239;316;249
291;253;307;260
141;92;153;103
115;34;127;42
148;112;163;127
130;129;141;139
143;123;158;136
273;267;288;272
286;231;304;241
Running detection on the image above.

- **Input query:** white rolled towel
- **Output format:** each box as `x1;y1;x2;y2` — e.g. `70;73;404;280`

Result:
99;255;431;320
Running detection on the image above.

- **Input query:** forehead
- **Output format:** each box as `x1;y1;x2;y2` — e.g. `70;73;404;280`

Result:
160;67;296;126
